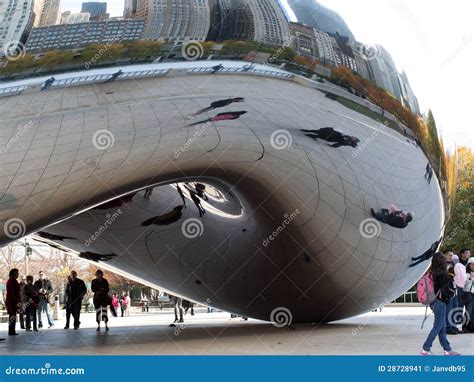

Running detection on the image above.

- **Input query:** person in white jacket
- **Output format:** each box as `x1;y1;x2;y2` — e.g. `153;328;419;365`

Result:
462;258;474;331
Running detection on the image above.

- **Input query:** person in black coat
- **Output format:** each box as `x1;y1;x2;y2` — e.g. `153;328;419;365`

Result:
302;128;360;148
91;270;110;332
23;276;40;331
64;271;87;330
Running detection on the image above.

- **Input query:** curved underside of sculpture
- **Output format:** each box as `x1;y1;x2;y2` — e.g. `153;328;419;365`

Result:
0;64;444;322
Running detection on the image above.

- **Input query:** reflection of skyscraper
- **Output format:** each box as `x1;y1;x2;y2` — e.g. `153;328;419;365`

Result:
398;71;421;115
287;0;355;40
142;0;210;42
366;45;402;100
123;0;138;18
209;0;289;47
0;0;39;56
81;2;107;21
39;0;60;26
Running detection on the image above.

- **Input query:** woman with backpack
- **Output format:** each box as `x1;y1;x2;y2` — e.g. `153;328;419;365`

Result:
421;253;460;355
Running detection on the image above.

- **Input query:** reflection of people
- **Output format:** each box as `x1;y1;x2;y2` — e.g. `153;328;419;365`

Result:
141;205;184;226
190;192;206;217
105;70;123;82
195;183;208;201
6;269;21;336
302;128;360;148
41;77;55;91
420;253;460;355
171;296;184;323
409;239;441;268
242;62;255;71
190;98;245;117
189;111;247;127
91;270;109;331
176;184;187;207
144;188;154;199
211;64;224;74
464;258;474;332
34;271;54;328
371;205;414;229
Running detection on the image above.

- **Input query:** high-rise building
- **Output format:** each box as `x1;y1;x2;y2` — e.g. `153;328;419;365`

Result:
123;0;138;18
289;22;319;59
142;0;210;42
210;0;290;47
351;42;370;80
0;0;41;57
377;45;402;100
398;71;421;115
64;12;91;24
313;28;336;65
330;35;356;71
26;19;145;52
81;2;107;21
39;0;61;26
287;0;355;41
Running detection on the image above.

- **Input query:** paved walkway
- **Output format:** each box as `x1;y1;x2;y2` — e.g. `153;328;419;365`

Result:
1;306;471;355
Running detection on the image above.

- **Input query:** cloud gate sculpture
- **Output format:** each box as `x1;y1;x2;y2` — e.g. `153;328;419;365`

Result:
0;0;444;324
0;64;444;323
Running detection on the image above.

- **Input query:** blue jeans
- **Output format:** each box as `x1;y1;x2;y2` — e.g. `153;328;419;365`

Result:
423;299;452;352
37;300;54;326
446;296;456;330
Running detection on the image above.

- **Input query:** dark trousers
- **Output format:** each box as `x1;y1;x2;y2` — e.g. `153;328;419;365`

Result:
8;313;17;335
446;296;456;331
25;306;37;330
19;311;25;329
71;301;82;328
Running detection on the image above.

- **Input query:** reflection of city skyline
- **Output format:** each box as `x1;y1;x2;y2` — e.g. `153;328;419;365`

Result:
0;0;419;114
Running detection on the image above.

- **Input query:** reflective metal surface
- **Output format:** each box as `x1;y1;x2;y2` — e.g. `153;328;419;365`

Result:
0;63;444;322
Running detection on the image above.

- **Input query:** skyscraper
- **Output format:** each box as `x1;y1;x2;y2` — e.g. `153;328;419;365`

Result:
0;0;41;56
81;2;107;21
398;71;421;114
209;0;290;47
286;0;355;40
142;0;211;42
39;0;61;26
123;0;138;18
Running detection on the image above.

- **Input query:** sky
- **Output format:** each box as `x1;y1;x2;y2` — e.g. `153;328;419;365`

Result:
64;0;474;149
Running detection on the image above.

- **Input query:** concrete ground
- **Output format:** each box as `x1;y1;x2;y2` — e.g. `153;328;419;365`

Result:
0;306;472;355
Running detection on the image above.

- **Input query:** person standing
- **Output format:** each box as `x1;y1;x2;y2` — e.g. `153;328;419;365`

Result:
91;270;110;332
452;255;467;330
421;253;460;355
6;269;22;336
18;276;26;330
64;271;87;330
171;295;184;323
443;250;459;334
459;248;471;266
34;271;54;328
24;276;39;332
463;258;474;332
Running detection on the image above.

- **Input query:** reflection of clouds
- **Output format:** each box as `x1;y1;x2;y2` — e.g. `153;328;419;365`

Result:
440;35;472;69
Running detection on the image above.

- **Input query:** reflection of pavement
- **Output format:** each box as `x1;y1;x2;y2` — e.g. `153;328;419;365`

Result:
0;307;470;355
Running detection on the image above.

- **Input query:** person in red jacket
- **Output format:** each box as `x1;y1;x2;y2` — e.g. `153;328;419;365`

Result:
6;268;22;336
